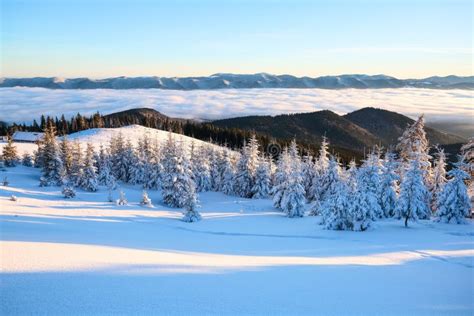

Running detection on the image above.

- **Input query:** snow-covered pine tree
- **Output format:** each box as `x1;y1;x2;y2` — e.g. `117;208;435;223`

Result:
309;156;341;218
128;147;144;185
79;143;98;192
396;115;433;187
203;144;220;191
395;146;431;227
21;152;34;167
122;139;135;183
435;158;471;224
116;190;128;205
143;138;162;190
460;138;473;204
39;121;65;187
359;149;384;218
272;147;291;209
191;145;212;192
234;136;259;198
308;137;330;202
251;155;272;199
346;159;358;193
278;140;306;217
349;185;373;231
220;149;236;195
324;181;352;230
109;133;128;182
59;136;73;176
62;181;76;199
161;134;198;208
2;135;18;167
378;152;399;218
69;141;83;186
301;153;316;198
431;147;447;212
140;190;154;208
97;149;116;189
182;181;201;222
33;142;44;168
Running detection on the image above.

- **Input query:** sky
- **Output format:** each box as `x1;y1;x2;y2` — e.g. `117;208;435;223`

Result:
1;0;473;78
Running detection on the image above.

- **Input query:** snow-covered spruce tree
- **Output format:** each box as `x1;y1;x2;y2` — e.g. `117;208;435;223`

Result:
142;137;161;190
431;147;447;212
79;143;98;192
109;133;128;182
309;156;341;218
396;115;433;187
122;139;135;183
233;136;259;198
2;135;18;167
182;181;201;223
324;181;352;230
308;137;331;202
435;159;471;224
206;145;221;191
251;155;272;199
59;136;73;176
349;185;373;231
140;190;154;208
395;147;431;227
39;121;65;187
98;151;116;189
128;147;144;185
460;138;473;204
279;141;305;217
346;159;358;193
21;152;34;167
220;149;236;195
301;153;316;198
33;142;44;168
357;149;383;219
272;147;291;210
378;152;399;218
70;141;83;186
191;145;212;192
116;190;128;205
161;134;197;208
62;181;76;199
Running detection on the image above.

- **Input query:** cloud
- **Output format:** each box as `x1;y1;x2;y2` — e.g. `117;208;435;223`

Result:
0;87;472;136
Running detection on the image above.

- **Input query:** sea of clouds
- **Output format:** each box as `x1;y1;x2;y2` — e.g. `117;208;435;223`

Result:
1;87;472;137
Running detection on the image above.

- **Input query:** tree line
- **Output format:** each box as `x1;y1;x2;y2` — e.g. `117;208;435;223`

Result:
1;115;472;227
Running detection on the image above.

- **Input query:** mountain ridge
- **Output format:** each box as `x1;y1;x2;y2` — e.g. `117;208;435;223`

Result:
1;74;473;90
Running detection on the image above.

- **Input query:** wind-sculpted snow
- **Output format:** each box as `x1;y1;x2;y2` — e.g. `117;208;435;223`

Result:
1;87;473;136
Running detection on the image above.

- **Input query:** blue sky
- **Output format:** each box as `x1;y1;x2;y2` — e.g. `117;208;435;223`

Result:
1;0;472;78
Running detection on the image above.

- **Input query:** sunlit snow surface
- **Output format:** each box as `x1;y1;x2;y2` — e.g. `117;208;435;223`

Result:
1;165;473;315
1;87;472;126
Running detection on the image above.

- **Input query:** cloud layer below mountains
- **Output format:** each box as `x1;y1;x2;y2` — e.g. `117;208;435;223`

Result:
1;87;472;137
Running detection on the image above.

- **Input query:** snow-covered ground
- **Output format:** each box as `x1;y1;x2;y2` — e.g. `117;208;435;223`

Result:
0;125;232;156
1;165;473;315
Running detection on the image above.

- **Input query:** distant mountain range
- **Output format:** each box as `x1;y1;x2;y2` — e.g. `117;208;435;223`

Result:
1;74;473;90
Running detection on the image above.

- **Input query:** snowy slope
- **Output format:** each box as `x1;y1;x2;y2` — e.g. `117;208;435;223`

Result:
1;166;473;315
0;125;230;156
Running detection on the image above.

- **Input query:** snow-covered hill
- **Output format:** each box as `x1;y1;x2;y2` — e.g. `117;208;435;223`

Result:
0;125;231;156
